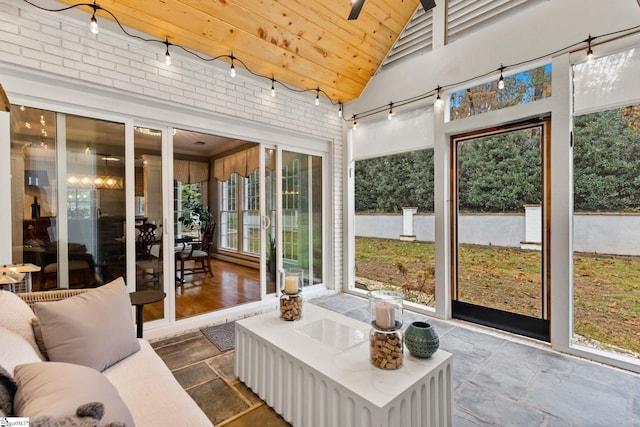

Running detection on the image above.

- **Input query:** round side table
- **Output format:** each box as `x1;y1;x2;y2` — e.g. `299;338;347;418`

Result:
129;290;166;338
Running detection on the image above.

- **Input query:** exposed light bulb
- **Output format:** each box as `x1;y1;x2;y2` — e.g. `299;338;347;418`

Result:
271;78;276;97
20;105;25;111
164;40;171;65
352;115;357;130
315;88;320;106
90;14;99;35
338;102;343;118
387;103;394;120
230;60;236;78
498;75;505;90
587;47;593;61
434;86;444;108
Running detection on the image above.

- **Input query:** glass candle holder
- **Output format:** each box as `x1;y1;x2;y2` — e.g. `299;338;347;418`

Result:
283;268;303;295
368;290;403;331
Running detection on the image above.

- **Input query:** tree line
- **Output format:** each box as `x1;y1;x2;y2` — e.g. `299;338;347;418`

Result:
356;105;640;213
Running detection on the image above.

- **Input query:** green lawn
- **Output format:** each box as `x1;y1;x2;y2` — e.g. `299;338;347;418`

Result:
355;237;640;355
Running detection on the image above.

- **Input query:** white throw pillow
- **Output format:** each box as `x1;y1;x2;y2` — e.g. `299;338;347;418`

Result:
0;327;43;377
14;362;135;426
33;278;140;372
0;290;40;355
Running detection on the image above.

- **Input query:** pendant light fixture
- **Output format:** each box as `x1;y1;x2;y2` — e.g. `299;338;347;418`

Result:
434;86;443;108
230;55;236;78
164;37;171;65
89;0;99;34
498;65;505;90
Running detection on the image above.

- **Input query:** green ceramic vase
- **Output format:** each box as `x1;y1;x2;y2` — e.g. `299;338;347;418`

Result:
405;321;439;358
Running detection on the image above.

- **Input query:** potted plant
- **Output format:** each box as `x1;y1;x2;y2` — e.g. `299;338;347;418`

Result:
179;204;212;236
178;184;212;236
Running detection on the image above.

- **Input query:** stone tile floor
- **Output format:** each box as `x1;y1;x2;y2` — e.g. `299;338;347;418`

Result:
152;293;640;426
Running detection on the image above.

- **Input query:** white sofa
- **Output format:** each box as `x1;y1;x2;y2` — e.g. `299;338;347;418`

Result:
0;281;213;426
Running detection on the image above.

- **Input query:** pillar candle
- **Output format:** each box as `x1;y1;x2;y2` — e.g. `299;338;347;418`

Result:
284;275;299;294
375;302;395;329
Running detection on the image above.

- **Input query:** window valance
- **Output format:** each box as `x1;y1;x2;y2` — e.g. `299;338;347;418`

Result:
173;159;209;184
213;146;260;181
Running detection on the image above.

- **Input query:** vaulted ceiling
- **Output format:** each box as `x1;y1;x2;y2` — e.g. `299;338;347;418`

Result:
56;0;422;103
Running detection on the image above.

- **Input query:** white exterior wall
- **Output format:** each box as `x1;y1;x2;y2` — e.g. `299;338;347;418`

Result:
356;214;640;256
0;2;343;300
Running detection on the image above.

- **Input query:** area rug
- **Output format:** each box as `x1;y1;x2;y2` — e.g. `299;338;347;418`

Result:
201;322;235;352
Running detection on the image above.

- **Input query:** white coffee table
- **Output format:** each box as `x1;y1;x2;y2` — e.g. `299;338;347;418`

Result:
235;303;452;427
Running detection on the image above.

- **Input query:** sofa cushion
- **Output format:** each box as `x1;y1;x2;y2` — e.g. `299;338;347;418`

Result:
104;340;213;426
31;318;48;360
0;327;43;377
33;278;140;372
0;290;40;355
13;362;135;426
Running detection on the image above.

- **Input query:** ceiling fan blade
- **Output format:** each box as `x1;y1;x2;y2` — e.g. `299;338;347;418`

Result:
348;0;366;20
420;0;436;11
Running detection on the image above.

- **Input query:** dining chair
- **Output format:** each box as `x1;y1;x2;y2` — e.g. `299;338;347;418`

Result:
176;221;215;286
135;223;161;290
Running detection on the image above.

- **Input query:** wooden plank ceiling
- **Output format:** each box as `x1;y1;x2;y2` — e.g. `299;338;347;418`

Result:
57;0;420;103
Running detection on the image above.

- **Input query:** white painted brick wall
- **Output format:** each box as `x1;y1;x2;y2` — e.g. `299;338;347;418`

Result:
0;0;345;289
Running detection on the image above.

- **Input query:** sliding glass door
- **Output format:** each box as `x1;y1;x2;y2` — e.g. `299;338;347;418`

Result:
11;106;127;290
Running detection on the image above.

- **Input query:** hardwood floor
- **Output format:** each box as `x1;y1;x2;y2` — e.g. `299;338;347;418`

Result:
143;259;274;322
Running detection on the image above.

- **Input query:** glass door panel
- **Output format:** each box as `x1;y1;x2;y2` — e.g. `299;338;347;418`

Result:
133;126;164;321
10;106;58;290
282;150;323;289
11;107;126;290
174;130;261;318
66;115;125;288
265;148;277;294
452;120;549;341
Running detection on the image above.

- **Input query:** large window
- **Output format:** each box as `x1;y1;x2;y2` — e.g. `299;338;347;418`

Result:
572;105;640;357
572;46;640;359
449;64;551;121
282;158;300;261
220;175;237;251
219;171;260;256
242;169;260;255
354;149;436;307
